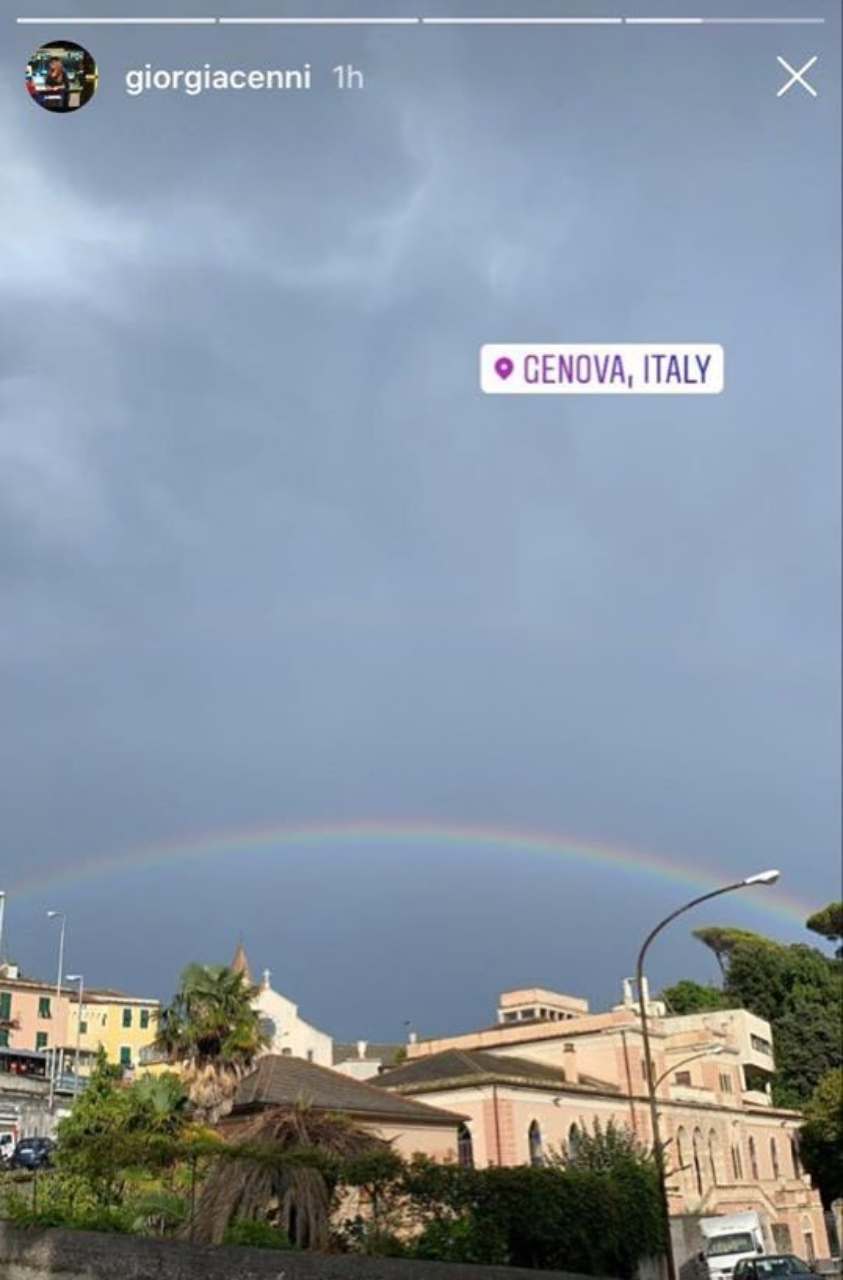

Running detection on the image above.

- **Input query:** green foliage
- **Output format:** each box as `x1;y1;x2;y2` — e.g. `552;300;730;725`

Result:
799;1069;843;1208
413;1214;508;1266
554;1118;655;1174
128;1188;187;1236
661;979;733;1015
681;926;842;1108
222;1219;292;1249
155;964;268;1122
806;902;843;957
397;1150;663;1277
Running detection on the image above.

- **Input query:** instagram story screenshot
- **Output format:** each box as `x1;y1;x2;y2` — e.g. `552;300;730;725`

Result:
0;0;841;1272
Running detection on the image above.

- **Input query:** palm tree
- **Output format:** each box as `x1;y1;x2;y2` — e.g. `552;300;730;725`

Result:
190;1104;389;1249
155;964;267;1124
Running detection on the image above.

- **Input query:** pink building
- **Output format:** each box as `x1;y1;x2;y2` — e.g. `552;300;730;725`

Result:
376;985;829;1261
0;966;71;1057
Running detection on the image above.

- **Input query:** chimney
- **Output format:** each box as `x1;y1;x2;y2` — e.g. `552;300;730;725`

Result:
261;969;271;991
563;1043;579;1082
408;1031;418;1045
622;978;634;1007
357;1040;367;1060
640;976;651;1011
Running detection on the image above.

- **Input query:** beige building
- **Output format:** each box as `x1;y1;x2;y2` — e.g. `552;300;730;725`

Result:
376;984;829;1261
232;944;334;1067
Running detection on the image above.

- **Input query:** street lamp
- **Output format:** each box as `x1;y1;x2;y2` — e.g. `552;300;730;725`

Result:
46;911;66;1111
635;870;780;1280
654;1044;725;1093
0;891;5;969
66;974;84;1099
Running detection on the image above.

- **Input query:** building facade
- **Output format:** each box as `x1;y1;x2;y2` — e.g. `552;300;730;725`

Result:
232;944;334;1067
0;967;69;1057
377;984;829;1260
65;989;160;1074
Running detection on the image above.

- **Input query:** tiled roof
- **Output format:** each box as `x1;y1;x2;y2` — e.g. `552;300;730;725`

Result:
233;1054;466;1125
374;1049;620;1096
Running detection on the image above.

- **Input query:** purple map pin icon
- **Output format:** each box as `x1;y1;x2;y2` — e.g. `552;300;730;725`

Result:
494;356;514;381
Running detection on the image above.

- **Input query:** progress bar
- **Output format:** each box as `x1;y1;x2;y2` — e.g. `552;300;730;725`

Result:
14;13;827;23
16;15;217;22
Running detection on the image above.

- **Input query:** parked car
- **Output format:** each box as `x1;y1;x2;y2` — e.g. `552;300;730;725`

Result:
734;1256;816;1280
9;1136;54;1170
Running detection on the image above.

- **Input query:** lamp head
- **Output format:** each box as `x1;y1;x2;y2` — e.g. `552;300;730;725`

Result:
743;869;780;886
47;910;63;920
65;973;82;982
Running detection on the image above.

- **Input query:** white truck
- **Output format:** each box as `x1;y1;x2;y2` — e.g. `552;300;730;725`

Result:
699;1212;770;1280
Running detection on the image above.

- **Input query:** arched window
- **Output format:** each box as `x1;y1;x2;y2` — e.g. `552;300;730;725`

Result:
732;1143;743;1181
692;1129;704;1197
791;1136;802;1178
675;1127;687;1176
770;1138;780;1181
748;1136;759;1181
457;1124;474;1169
567;1123;582;1162
708;1130;720;1186
528;1120;544;1167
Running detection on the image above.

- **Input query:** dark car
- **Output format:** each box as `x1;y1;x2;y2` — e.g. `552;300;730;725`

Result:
734;1256;815;1280
9;1137;54;1170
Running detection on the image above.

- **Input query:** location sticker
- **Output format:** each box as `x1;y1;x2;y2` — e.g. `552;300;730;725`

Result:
481;344;725;395
494;356;514;381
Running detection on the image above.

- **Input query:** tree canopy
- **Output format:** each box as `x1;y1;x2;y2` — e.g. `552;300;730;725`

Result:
660;911;842;1108
798;1068;843;1208
155;963;267;1123
806;902;843;957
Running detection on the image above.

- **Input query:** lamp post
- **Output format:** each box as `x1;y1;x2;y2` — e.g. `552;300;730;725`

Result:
0;891;5;969
653;1044;724;1093
66;974;84;1099
46;911;66;1111
636;869;780;1280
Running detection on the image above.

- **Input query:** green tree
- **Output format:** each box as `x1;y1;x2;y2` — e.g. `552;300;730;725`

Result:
806;902;843;958
155;964;267;1123
661;979;732;1015
678;924;842;1109
798;1069;843;1208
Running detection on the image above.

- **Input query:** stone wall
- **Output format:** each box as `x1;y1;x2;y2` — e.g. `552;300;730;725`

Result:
0;1223;604;1280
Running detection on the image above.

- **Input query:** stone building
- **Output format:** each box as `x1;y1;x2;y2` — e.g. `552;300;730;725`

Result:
376;983;830;1261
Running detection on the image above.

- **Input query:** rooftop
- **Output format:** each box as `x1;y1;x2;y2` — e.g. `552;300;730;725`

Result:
375;1048;620;1097
233;1054;465;1126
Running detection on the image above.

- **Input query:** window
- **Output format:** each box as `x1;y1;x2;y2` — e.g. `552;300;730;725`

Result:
0;992;10;1021
528;1120;544;1167
140;1009;150;1030
122;1008;133;1028
692;1129;705;1196
79;1021;88;1035
708;1130;720;1186
790;1137;802;1178
732;1143;744;1181
119;1047;132;1067
519;1008;536;1020
567;1123;582;1162
770;1138;780;1180
749;1136;759;1181
675;1127;687;1177
36;1032;48;1050
457;1123;474;1168
38;997;51;1019
641;1058;649;1080
502;1012;518;1022
719;1072;732;1093
803;1232;815;1263
306;1049;314;1062
771;1225;793;1253
0;1030;8;1048
750;1034;772;1056
675;1071;692;1086
281;1047;292;1056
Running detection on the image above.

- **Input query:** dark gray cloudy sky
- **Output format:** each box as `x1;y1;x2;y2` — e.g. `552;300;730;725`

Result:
1;0;839;1040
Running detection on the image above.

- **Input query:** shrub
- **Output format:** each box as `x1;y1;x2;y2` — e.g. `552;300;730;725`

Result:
414;1215;508;1266
222;1219;292;1250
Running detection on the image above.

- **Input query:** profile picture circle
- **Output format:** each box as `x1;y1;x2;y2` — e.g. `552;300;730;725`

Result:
26;39;98;113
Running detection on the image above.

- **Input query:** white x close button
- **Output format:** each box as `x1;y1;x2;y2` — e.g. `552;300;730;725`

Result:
777;55;818;98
